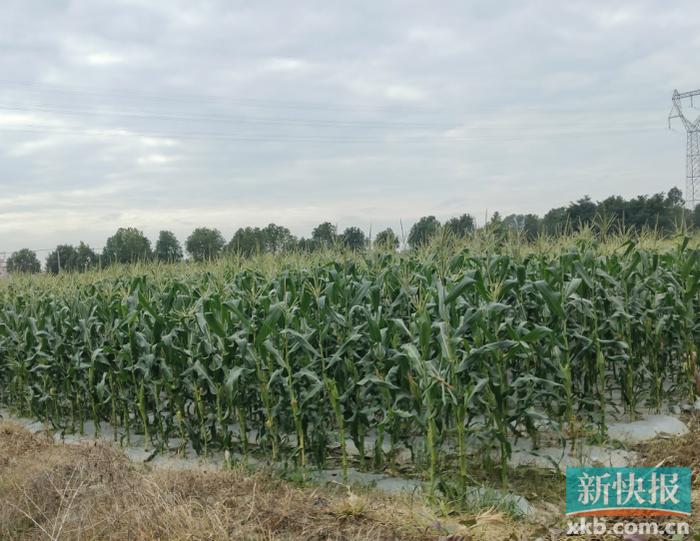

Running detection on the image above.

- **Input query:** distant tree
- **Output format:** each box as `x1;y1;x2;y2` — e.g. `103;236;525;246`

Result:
667;187;684;208
502;214;522;230
186;227;225;262
103;227;152;265
261;223;295;254
374;228;399;250
73;242;97;271
7;249;41;274
311;222;337;248
483;211;507;236
567;196;597;229
598;196;627;231
503;214;541;240
630;193;665;230
522;214;541;240
342;227;366;251
445;214;475;237
666;187;686;228
694;204;700;229
540;188;687;236
408;216;441;248
155;230;183;263
46;245;78;274
296;237;318;252
542;207;568;235
228;227;264;257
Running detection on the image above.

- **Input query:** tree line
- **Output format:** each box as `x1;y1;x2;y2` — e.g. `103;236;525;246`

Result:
4;187;698;274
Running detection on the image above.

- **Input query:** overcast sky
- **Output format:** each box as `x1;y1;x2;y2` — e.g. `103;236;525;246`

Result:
1;0;699;254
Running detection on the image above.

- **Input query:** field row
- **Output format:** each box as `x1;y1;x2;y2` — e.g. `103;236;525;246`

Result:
1;241;699;484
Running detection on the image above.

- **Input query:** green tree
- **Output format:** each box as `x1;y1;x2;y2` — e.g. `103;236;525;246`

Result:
296;237;318;252
665;187;686;228
311;222;337;248
522;214;541;240
155;230;183;263
342;227;366;251
262;223;295;254
445;214;475;237
73;242;97;271
666;187;684;208
374;228;399;250
7;249;41;274
408;216;441;249
228;227;264;257
186;227;225;262
542;207;568;235
694;204;700;229
503;214;541;240
567;196;597;230
103;227;152;265
46;245;78;274
598;196;627;232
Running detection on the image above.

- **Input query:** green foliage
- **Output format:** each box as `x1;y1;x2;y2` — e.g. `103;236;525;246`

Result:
228;224;295;257
228;227;264;257
185;227;225;262
296;237;319;252
445;214;475;237
46;245;77;274
503;214;540;240
374;228;399;250
3;235;699;485
155;231;183;263
408;216;441;248
74;242;98;271
103;227;152;265
342;226;366;251
540;188;687;235
46;242;97;274
568;196;597;228
311;222;337;248
6;249;40;274
543;207;568;235
261;223;294;254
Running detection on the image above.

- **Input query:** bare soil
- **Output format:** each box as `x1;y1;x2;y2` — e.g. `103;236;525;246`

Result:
0;421;530;541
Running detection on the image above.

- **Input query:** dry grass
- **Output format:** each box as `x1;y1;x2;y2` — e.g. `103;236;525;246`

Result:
634;417;700;539
0;421;533;541
639;419;700;471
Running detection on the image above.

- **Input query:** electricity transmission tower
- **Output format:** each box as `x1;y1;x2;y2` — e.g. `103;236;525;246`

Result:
669;88;700;209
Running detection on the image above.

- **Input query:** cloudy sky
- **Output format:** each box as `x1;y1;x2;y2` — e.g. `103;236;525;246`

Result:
1;0;698;254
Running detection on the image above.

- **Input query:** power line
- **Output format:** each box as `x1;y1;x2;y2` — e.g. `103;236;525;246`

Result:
0;103;660;132
0;104;462;130
0;123;663;144
0;80;445;115
0;80;668;117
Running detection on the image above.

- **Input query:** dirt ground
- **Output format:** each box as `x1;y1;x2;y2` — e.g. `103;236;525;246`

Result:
0;421;535;541
4;417;700;541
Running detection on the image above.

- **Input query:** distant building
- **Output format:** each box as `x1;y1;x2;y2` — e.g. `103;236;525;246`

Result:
0;256;7;278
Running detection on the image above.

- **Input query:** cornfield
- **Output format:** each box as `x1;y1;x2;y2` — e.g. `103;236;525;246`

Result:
1;234;699;486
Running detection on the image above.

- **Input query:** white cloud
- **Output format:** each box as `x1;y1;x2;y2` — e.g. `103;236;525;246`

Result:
0;0;695;252
137;153;178;165
84;52;125;66
261;57;314;73
347;80;427;103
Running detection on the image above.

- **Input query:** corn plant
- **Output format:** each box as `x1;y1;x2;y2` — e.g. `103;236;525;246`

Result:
0;234;699;485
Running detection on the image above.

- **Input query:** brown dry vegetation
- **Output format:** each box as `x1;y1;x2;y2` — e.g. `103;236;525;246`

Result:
0;421;532;541
9;417;700;541
639;415;700;472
